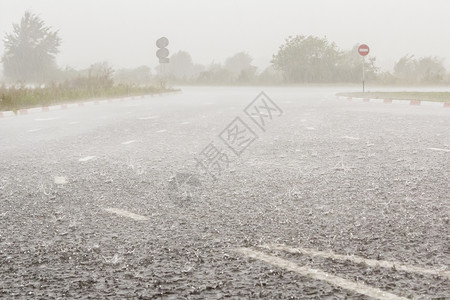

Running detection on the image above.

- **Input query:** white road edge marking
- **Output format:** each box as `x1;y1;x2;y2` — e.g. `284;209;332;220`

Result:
427;147;450;152
78;156;96;162
103;208;148;221
121;140;136;145
236;247;408;300
263;244;450;279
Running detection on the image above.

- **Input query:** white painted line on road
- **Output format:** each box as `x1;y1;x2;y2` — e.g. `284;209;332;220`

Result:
78;156;96;162
121;140;136;145
263;244;450;279
392;99;409;105
427;147;450;152
35;117;59;121
305;127;315;130
157;129;167;133
27;128;42;133
421;101;444;107
0;111;15;117
28;107;42;114
137;116;159;120
54;176;67;185
66;102;78;108
342;136;360;140
48;105;61;111
68;121;79;125
103;208;148;221
236;247;408;300
181;121;190;125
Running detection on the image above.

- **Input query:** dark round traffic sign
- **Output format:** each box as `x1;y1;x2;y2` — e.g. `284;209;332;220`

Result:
156;47;169;59
156;37;169;48
358;44;370;56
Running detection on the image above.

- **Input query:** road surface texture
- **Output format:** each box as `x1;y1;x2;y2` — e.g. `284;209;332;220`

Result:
0;87;449;299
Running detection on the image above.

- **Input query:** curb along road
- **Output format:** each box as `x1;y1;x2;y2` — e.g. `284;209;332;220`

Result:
336;95;450;108
0;91;182;118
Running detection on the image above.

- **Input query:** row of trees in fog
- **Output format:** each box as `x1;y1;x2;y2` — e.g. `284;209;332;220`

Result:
1;12;449;86
162;36;447;85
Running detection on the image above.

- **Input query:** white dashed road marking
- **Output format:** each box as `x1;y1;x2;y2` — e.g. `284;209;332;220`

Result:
27;128;42;133
236;247;408;300
427;147;450;152
103;208;148;221
263;244;450;279
78;156;96;162
138;116;159;120
121;140;136;145
181;121;190;125
54;176;67;185
68;121;79;125
35;117;59;121
342;136;360;140
157;129;167;133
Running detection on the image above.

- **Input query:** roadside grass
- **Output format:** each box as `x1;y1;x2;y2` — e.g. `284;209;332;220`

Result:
0;84;179;112
336;92;450;103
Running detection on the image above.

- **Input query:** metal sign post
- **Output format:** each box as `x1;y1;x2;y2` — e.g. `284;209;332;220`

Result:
156;37;170;89
358;44;370;93
362;56;365;92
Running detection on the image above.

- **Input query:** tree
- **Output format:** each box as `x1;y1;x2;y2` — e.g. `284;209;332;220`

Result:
415;56;445;83
224;52;252;76
196;62;233;85
115;66;152;85
257;66;283;85
336;44;377;82
162;51;203;81
393;55;417;83
394;55;446;83
2;11;61;83
86;62;114;88
271;35;342;83
63;62;114;90
224;52;257;84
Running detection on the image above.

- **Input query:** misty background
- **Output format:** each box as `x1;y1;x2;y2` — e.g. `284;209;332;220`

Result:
1;0;450;84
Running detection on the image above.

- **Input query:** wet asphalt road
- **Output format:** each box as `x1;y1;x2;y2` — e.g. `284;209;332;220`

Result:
0;87;449;299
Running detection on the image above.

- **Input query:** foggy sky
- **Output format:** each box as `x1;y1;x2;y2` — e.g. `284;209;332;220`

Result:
1;0;450;72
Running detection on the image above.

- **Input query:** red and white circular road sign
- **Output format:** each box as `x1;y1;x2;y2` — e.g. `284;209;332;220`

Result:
358;44;370;56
